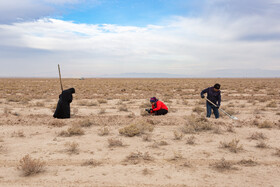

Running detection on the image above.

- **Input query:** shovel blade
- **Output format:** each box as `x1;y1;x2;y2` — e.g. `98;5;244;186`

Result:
231;116;238;120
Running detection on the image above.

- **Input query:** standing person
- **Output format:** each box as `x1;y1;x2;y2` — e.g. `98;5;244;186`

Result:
200;84;221;119
146;97;168;115
53;88;75;119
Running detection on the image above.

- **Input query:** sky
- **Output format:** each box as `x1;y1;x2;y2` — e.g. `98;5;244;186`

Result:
0;0;280;77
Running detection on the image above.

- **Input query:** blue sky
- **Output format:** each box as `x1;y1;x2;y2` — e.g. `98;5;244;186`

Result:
0;0;280;77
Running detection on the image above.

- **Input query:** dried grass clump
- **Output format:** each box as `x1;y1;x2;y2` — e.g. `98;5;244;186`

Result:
98;108;106;114
186;136;196;145
249;132;267;140
266;101;277;108
142;134;152;142
7;95;21;102
98;99;108;104
108;138;123;147
59;125;85;137
220;139;243;153
274;149;280;157
237;159;257;167
119;123;154;137
64;142;79;154
119;105;128;112
124;151;153;164
256;141;269;149
17;155;45;176
11;130;25;137
81;159;102;167
142;168;153;175
192;106;204;114
49;120;66;127
98;127;110;136
79;119;94;127
258;120;274;128
182;115;213;134
169;151;183;161
212;158;235;171
173;131;184;140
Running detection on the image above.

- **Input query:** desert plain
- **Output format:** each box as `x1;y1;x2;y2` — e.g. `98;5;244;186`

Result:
0;78;280;187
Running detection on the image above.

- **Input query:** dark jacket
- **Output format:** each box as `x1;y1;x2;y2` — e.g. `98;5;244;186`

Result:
53;88;75;119
201;87;221;106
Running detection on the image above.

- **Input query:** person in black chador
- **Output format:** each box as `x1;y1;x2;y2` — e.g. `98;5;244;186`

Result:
53;88;75;119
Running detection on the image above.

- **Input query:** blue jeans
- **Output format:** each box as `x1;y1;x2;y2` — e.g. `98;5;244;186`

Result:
206;102;219;119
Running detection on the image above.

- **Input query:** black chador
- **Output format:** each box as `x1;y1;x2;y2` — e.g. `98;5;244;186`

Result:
53;88;75;119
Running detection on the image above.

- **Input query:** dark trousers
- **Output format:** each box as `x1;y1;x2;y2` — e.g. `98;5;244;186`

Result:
155;109;168;116
206;102;219;119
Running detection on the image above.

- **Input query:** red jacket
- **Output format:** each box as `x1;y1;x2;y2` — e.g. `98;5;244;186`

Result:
152;100;168;112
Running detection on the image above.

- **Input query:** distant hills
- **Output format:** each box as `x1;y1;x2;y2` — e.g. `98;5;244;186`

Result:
98;69;280;78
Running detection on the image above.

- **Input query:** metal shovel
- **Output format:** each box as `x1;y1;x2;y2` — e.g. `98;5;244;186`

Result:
204;98;238;120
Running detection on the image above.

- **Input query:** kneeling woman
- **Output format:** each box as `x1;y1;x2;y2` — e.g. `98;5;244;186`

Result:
147;97;168;115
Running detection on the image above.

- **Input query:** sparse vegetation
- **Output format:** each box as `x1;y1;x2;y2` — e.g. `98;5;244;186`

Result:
81;159;102;167
59;125;85;137
98;127;110;136
119;123;154;137
212;158;235;171
249;132;267;140
220;139;243;153
124;151;153;164
64;142;79;154
108;138;123;147
17;155;45;176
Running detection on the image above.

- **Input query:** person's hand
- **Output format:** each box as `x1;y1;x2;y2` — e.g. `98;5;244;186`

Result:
216;105;220;109
201;95;205;99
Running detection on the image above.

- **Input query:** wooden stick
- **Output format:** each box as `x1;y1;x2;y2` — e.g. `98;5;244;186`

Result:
58;64;63;92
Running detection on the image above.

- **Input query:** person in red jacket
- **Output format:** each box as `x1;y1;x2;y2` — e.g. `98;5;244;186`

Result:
146;97;168;115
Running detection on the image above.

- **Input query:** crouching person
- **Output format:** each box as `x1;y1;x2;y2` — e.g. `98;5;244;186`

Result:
53;88;75;119
146;97;168;115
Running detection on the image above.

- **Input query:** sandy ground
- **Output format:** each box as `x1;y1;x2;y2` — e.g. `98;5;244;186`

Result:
0;78;280;187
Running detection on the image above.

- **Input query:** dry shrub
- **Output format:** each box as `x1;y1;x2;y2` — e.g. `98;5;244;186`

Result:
182;115;213;134
59;125;84;137
11;130;25;137
213;126;223;134
169;151;183;161
249;132;267;140
108;138;123;147
127;112;136;118
119;123;154;137
142;168;153;175
81;159;102;167
35;102;44;107
17;155;45;176
266;101;277;108
186;136;196;145
256;141;269;149
173;131;184;140
79;119;94;127
212;158;235;171
98;99;108;104
124;151;153;164
274;149;280;157
237;159;257;167
220;139;243;153
142;134;152;142
226;125;235;133
258;120;274;128
158;140;168;146
119;105;128;112
49;120;66;127
7;95;21;102
98;108;106;114
192;106;204;114
64;142;79;154
98;127;110;136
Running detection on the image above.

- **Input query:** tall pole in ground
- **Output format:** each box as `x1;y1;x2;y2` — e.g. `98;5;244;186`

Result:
58;64;63;92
